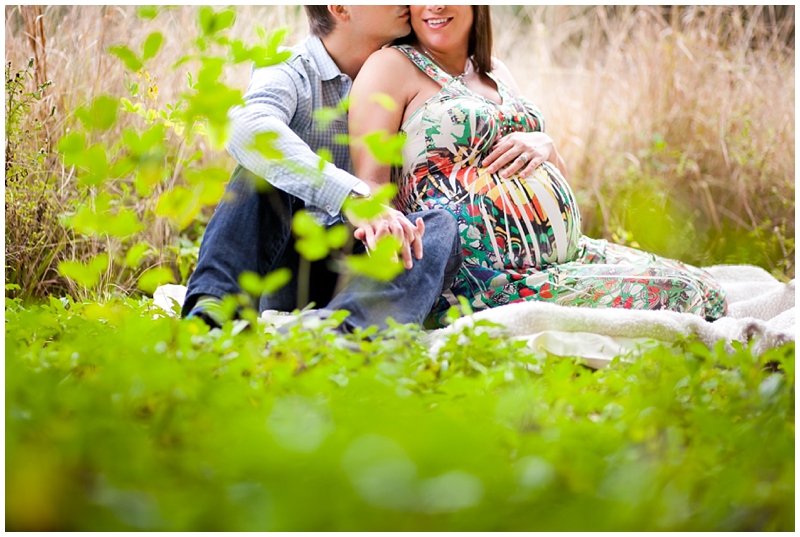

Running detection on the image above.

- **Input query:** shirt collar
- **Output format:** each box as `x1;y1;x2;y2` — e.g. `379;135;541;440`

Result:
303;35;343;82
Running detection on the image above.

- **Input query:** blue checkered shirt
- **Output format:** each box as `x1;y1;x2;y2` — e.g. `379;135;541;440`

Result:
227;35;367;225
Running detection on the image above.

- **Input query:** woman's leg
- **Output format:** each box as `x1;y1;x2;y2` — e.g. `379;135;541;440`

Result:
565;236;727;320
426;236;727;327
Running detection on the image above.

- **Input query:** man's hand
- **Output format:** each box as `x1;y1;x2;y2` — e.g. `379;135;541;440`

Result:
347;205;425;270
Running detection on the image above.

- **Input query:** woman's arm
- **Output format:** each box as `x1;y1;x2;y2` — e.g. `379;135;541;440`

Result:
348;47;425;268
349;47;416;192
484;58;568;179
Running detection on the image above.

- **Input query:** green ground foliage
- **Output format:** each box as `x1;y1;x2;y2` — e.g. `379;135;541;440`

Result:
6;294;795;531
5;7;795;531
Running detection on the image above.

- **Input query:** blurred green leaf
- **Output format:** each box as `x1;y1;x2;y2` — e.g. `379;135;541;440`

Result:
238;272;265;296
76;95;118;131
57;255;108;288
327;225;349;250
362;130;405;166
292;210;324;239
183;76;243;143
238;268;291;296
57;260;98;288
292;211;329;261
155;186;200;230
197;180;225;206
124;242;151;268
295;237;329;262
198;6;236;37
313;96;350;131
104;208;146;239
263;268;292;294
185;167;229;206
256;26;292;67
57;132;86;166
109;157;136;179
122;123;165;157
120;97;140;113
68;204;143;239
142;32;164;61
317;148;334;168
369;92;398;111
343;183;398;221
88;253;110;276
79;144;109;186
134;162;166;196
184;167;228;186
347;236;403;280
136;6;159;19
108;45;143;72
312;108;342;131
137;266;175;294
250;132;283;160
229;39;254;64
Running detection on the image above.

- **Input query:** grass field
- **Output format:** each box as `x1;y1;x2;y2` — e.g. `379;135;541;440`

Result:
6;296;795;531
4;6;796;531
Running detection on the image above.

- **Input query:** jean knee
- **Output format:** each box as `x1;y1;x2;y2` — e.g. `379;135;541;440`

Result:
420;209;459;251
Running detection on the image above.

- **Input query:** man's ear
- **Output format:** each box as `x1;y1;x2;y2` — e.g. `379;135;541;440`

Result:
328;5;350;24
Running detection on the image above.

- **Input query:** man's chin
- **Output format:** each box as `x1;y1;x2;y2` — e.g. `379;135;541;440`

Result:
396;23;412;39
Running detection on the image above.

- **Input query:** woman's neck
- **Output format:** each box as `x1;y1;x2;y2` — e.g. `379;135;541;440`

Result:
414;40;469;78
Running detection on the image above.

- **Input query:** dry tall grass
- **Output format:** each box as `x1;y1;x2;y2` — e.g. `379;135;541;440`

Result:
4;6;795;300
495;6;794;273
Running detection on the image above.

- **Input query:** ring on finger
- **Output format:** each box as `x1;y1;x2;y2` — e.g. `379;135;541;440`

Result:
518;153;529;165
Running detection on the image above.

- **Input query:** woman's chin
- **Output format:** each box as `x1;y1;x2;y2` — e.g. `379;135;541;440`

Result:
413;30;467;51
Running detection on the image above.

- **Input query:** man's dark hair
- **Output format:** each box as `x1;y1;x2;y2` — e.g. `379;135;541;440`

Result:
393;6;494;75
304;6;336;37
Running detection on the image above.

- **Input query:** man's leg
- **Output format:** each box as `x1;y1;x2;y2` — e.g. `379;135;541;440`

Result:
321;209;462;332
258;243;340;313
182;166;300;317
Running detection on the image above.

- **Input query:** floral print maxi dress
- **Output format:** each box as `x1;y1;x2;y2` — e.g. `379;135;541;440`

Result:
391;45;727;328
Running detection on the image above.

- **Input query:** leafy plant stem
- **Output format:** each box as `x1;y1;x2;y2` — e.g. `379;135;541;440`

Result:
297;255;310;310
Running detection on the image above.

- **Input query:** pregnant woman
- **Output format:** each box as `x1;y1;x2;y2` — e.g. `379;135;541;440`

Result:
349;5;727;328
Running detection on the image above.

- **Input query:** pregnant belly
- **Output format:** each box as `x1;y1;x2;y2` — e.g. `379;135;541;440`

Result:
453;161;582;270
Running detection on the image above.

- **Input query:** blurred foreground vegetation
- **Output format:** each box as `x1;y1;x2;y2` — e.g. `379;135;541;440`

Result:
6;296;795;531
4;5;796;531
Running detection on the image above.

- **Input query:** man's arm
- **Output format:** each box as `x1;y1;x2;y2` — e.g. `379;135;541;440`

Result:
226;61;364;217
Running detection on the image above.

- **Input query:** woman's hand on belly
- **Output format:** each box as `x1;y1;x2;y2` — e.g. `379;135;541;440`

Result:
483;131;566;180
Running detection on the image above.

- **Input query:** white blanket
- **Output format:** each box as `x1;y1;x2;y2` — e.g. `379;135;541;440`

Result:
427;265;795;369
153;265;795;369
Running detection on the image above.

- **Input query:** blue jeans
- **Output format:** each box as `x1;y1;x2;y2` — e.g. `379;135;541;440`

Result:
183;166;462;331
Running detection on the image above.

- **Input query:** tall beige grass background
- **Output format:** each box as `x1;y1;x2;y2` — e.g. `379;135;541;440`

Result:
4;6;795;299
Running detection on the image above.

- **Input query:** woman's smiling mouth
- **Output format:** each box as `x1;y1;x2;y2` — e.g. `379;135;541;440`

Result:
424;17;452;29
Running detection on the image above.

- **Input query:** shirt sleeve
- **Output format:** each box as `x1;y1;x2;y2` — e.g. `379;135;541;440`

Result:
226;61;363;216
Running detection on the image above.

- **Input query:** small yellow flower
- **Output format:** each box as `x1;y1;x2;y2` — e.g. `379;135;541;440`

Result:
147;84;159;99
144;71;151;82
136;69;143;78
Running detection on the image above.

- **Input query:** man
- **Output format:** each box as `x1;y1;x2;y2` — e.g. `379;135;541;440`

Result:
182;6;461;333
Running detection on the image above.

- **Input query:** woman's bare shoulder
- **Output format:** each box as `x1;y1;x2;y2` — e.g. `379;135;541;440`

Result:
490;57;522;94
360;46;416;76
